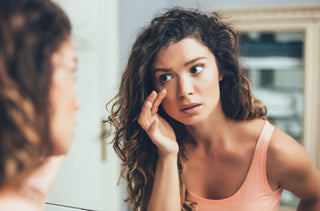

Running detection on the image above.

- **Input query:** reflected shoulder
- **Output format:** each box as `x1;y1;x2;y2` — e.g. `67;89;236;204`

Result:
267;127;314;185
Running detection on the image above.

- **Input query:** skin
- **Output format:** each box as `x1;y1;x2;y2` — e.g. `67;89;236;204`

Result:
138;37;320;210
50;37;79;155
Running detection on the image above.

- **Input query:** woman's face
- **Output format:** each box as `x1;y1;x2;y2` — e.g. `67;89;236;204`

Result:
50;37;79;155
153;37;222;126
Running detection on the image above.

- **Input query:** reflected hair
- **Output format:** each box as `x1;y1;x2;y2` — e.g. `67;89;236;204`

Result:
108;7;266;210
0;0;71;187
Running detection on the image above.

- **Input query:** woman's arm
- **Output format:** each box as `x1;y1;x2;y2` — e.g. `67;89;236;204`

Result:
267;128;320;211
296;165;320;211
138;90;181;211
148;154;180;211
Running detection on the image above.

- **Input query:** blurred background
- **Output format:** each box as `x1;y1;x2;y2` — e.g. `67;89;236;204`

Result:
46;0;320;210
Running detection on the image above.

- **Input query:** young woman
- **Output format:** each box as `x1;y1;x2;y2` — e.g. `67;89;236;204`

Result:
0;0;79;210
108;8;320;211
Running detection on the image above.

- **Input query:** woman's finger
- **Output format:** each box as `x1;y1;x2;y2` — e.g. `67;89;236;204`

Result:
139;91;157;119
138;91;158;129
151;89;166;115
138;101;151;128
147;118;159;141
145;90;157;104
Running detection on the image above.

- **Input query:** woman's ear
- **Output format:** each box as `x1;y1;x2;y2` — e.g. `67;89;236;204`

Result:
219;72;223;81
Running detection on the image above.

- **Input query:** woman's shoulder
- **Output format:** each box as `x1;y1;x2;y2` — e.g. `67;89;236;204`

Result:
234;118;266;140
266;125;313;183
0;199;42;211
0;193;43;211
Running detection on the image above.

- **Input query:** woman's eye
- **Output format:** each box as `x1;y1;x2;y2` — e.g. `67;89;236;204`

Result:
159;74;172;83
190;65;204;74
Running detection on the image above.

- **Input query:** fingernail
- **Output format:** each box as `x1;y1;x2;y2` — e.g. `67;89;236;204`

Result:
159;89;166;94
150;91;156;96
144;101;151;108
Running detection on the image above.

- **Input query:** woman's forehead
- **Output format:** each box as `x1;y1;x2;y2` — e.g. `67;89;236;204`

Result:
152;38;213;68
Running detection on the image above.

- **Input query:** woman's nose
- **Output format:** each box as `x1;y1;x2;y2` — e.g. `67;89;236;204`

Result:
177;77;194;99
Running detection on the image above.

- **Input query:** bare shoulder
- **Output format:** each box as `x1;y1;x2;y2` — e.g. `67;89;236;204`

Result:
266;126;318;190
235;118;266;142
0;197;42;211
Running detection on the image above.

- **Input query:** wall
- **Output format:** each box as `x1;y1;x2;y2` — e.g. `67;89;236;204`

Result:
119;0;167;71
167;0;320;10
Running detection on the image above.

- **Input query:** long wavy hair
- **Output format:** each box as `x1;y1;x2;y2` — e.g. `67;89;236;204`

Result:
108;8;267;210
0;0;71;187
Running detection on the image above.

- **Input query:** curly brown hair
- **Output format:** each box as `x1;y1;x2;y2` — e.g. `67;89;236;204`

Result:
0;0;71;187
108;8;266;210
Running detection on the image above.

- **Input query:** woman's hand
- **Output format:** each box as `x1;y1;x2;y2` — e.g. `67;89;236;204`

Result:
138;89;179;157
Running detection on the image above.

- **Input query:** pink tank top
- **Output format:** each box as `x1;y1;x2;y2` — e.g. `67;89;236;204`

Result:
187;121;283;211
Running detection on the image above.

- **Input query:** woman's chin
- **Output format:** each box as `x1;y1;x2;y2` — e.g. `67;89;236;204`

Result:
51;137;73;156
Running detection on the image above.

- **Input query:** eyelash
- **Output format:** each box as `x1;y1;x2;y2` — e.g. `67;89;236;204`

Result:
157;64;205;84
159;74;173;84
190;64;204;74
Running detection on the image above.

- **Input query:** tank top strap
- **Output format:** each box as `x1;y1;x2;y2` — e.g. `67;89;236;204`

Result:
251;121;275;192
257;121;274;164
256;121;274;152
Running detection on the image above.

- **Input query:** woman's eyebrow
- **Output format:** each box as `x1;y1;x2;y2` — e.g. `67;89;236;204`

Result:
184;57;206;66
153;56;206;73
153;68;171;73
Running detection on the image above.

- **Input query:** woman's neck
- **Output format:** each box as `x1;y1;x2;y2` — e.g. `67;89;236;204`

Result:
185;104;236;149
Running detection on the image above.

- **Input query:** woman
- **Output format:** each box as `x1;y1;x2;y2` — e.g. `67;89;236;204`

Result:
0;0;79;210
108;8;320;211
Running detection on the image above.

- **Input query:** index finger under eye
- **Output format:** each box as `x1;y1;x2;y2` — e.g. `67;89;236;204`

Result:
151;89;167;115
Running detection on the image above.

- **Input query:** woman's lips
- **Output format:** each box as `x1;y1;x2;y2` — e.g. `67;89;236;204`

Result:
180;104;201;115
